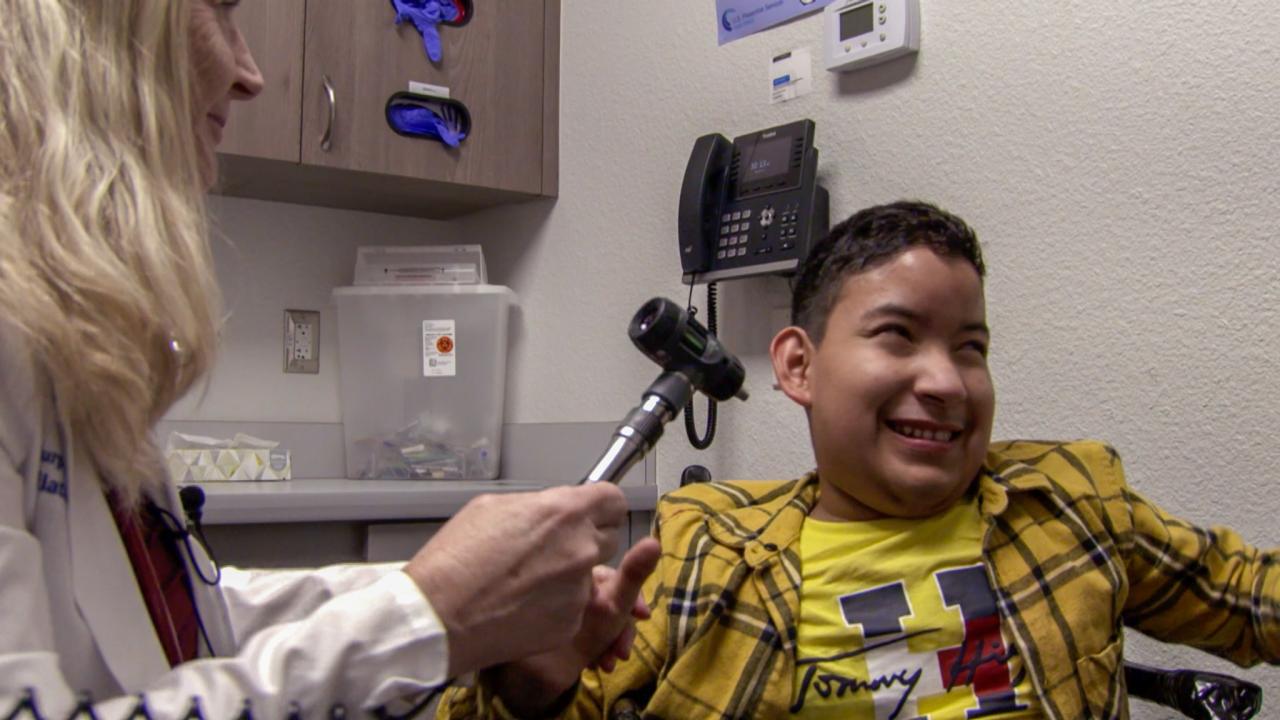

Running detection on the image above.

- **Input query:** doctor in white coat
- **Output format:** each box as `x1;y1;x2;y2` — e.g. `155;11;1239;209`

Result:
0;1;661;718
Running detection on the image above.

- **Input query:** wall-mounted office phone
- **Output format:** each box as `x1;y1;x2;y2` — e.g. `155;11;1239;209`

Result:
678;119;829;285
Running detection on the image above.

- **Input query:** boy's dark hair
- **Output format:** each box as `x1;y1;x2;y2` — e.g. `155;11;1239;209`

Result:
790;200;985;343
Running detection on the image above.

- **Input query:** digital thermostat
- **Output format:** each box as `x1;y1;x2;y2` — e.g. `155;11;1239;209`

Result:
823;0;920;73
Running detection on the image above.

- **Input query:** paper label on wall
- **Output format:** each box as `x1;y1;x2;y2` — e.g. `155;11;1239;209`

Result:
422;320;456;377
409;81;450;99
770;47;813;103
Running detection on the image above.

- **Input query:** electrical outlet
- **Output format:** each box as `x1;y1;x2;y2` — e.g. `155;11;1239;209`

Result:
284;309;320;374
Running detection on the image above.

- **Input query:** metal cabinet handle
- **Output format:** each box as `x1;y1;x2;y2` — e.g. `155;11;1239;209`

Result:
321;74;336;152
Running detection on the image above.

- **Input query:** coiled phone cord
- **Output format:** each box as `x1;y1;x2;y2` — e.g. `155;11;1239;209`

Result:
683;281;718;450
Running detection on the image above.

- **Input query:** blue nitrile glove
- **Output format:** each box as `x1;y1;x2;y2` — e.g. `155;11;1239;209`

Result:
390;0;461;63
387;105;466;148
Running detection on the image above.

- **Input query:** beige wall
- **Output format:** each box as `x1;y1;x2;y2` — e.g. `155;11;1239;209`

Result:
181;2;1280;710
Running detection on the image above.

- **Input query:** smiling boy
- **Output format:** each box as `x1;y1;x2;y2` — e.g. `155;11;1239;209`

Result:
441;201;1280;719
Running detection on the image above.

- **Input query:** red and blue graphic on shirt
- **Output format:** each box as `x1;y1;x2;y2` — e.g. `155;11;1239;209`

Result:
792;564;1033;719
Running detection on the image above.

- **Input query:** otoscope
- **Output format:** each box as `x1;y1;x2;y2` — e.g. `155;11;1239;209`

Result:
581;297;748;485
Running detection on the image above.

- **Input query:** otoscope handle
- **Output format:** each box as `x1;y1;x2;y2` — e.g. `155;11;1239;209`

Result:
581;372;692;484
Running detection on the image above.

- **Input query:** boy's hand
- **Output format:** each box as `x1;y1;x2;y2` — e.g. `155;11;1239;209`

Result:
489;538;661;715
581;538;660;672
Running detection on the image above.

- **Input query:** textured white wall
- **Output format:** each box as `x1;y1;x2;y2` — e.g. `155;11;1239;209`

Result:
459;0;1280;708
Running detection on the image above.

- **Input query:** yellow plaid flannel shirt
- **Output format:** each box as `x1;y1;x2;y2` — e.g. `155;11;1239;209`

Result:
439;440;1280;719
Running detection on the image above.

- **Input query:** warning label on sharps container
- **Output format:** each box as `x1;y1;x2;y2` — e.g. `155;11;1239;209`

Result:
422;320;456;377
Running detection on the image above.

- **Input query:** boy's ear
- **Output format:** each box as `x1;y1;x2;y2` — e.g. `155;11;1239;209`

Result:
770;326;815;408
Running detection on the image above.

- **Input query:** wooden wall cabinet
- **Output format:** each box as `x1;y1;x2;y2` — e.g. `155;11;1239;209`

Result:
216;1;560;219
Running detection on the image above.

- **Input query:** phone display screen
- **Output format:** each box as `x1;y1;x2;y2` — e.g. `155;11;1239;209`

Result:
742;137;790;181
729;120;811;200
839;3;874;40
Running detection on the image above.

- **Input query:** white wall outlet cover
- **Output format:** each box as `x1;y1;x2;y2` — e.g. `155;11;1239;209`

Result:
284;309;321;374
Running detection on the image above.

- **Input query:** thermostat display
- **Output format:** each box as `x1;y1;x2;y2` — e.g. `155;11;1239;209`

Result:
839;3;874;40
824;0;920;73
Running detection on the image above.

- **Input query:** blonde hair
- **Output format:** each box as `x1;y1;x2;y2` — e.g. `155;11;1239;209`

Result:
0;0;221;505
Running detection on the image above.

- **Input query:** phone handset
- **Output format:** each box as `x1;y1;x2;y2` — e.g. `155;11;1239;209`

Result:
678;133;732;276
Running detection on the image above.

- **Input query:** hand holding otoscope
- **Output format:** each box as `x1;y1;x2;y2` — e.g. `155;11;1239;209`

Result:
460;299;751;718
582;297;748;485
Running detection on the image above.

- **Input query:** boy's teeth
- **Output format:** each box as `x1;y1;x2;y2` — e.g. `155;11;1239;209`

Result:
892;423;955;442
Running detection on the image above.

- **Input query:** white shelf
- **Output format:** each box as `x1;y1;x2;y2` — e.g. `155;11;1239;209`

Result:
190;479;659;525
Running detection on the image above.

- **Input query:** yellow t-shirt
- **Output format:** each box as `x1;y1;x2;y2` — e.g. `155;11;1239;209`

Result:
792;495;1042;719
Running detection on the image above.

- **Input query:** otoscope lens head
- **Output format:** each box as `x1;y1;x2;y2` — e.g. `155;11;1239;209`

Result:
629;297;681;356
628;297;747;403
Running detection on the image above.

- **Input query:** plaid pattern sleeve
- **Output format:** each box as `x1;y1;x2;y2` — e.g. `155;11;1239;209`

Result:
436;479;815;719
982;440;1280;720
1119;479;1280;665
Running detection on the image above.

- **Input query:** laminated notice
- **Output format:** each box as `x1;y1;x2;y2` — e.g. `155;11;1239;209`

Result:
422;319;456;377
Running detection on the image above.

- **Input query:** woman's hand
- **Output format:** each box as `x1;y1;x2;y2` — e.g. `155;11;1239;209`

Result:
403;484;631;677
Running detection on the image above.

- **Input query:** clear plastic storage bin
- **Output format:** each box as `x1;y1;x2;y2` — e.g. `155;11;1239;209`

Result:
333;284;515;480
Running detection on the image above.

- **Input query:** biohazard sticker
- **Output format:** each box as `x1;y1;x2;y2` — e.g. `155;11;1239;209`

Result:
422;319;456;377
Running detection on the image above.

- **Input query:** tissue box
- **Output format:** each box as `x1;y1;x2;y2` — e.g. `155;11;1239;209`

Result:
164;431;292;483
166;447;292;482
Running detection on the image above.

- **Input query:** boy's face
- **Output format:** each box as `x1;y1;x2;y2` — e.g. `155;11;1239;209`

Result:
771;247;994;520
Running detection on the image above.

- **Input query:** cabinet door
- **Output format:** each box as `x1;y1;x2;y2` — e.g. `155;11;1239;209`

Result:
301;0;548;194
218;0;305;162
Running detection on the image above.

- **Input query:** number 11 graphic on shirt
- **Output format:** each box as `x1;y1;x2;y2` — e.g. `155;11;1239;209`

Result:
794;564;1031;718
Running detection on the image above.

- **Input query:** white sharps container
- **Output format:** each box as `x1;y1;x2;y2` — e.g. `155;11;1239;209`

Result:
333;246;514;480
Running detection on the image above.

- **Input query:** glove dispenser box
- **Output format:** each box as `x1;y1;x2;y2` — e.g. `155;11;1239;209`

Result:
333;284;514;480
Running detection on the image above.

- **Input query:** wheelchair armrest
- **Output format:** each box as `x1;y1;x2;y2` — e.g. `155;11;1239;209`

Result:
1124;661;1262;720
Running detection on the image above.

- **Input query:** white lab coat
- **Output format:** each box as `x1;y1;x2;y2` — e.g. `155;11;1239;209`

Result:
0;327;450;718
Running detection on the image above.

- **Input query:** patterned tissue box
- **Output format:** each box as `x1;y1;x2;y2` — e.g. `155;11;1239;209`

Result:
165;447;292;482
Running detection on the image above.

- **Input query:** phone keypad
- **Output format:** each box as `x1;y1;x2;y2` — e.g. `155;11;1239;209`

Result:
718;210;754;261
714;207;783;264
